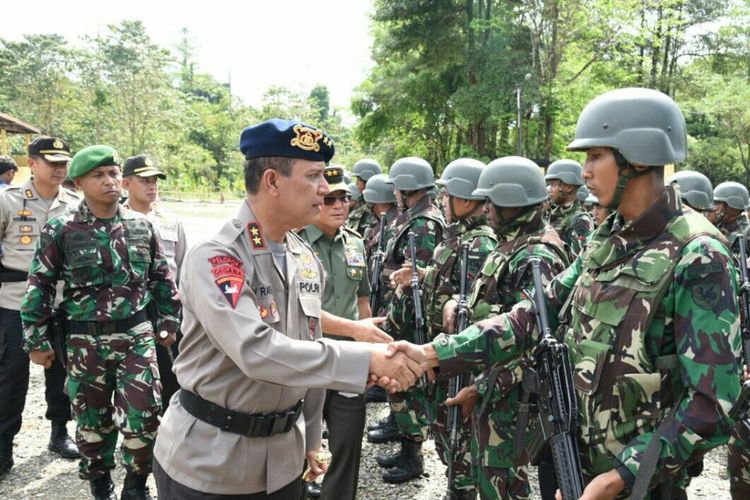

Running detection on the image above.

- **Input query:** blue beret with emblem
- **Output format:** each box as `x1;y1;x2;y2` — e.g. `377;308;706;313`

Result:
240;118;335;163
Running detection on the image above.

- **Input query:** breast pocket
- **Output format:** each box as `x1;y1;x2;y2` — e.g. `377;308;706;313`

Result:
65;244;104;286
127;239;153;281
10;221;40;251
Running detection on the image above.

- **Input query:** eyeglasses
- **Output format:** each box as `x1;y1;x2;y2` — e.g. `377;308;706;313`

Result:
323;195;351;206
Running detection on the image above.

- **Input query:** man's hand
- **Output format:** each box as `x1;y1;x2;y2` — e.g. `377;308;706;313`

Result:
446;384;479;419
556;469;624;500
369;345;424;391
442;299;458;333
157;330;177;347
30;350;55;369
350;317;393;343
389;265;412;288
385;340;440;377
303;449;329;482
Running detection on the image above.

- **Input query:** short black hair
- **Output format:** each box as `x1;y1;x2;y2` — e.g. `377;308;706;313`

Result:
0;156;18;174
244;156;295;194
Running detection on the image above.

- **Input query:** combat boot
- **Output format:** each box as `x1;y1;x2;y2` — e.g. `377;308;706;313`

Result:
443;487;477;500
375;439;404;468
90;472;117;500
367;411;394;432
0;435;13;477
120;471;153;500
49;421;80;459
382;439;424;483
367;413;401;444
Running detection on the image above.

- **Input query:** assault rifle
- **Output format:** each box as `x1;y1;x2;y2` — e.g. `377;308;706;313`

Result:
48;311;69;367
730;233;750;430
408;232;432;429
369;212;388;314
522;257;584;500
446;242;471;498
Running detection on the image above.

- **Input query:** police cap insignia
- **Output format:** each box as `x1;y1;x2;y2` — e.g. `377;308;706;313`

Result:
53;139;63;149
239;118;335;163
28;136;71;163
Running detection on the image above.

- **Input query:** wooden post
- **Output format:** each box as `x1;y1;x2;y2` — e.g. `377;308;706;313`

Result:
1;129;7;156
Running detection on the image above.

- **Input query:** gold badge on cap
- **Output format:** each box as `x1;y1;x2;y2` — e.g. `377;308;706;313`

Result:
290;125;322;152
112;150;121;164
53;139;64;149
145;158;154;167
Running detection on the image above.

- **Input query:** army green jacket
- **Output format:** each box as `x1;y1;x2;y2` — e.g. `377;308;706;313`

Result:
347;203;377;237
21;201;181;353
434;186;741;491
549;199;594;258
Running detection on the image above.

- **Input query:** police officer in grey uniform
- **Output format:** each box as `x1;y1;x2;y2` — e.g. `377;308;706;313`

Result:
152;119;422;500
0;136;80;477
122;154;188;411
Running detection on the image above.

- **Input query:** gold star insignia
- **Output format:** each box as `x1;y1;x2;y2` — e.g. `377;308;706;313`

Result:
253;236;262;245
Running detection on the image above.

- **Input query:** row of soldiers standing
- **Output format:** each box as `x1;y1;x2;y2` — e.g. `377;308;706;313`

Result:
344;109;750;498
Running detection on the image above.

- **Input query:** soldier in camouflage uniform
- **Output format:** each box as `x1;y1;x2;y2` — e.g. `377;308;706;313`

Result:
394;88;742;500
545;159;594;258
383;159;497;497
368;156;445;483
347;159;382;236
714;181;750;248
709;181;750;499
21;145;181;500
440;157;569;500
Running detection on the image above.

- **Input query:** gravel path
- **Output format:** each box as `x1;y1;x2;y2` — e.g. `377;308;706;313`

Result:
0;364;734;499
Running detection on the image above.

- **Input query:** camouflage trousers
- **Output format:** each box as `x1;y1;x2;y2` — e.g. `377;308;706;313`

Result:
430;377;475;490
389;385;430;442
66;322;161;480
728;419;750;499
470;389;530;500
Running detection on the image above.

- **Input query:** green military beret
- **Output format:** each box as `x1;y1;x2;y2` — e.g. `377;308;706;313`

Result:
69;145;121;179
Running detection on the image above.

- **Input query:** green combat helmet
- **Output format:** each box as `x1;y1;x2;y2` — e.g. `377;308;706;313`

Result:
434;158;486;200
386;157;435;191
349;183;362;202
714;181;750;210
567;87;687;208
362;173;397;204
577;185;590;204
545;159;584;186
667;171;714;211
473;156;548;207
352;159;382;181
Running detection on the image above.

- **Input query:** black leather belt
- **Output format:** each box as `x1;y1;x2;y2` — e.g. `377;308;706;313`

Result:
179;389;303;438
68;309;149;336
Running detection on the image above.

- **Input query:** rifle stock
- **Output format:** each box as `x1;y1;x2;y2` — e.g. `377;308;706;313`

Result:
446;243;470;497
730;234;750;429
524;257;584;500
369;212;388;313
408;232;432;434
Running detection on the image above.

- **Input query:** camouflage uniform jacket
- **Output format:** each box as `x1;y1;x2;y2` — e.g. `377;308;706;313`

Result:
21;201;181;353
434;186;741;492
347;202;377;237
549;199;594;258
467;207;568;468
421;215;497;339
383;194;445;340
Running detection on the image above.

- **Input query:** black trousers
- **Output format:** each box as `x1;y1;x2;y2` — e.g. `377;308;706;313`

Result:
320;390;366;500
154;459;302;500
0;307;71;438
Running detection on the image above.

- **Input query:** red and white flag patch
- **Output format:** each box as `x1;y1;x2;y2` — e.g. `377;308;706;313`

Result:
208;256;245;308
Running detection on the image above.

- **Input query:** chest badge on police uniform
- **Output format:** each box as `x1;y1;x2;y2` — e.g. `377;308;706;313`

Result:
20;235;32;245
208;255;245;308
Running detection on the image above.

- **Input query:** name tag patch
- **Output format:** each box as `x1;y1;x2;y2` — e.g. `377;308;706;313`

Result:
208;255;245;308
298;281;320;295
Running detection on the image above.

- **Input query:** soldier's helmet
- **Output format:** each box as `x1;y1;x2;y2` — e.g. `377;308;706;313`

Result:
585;193;599;206
362;173;397;204
349;183;362;202
352;159;382;181
434;158;486;200
545;159;584;186
386;157;435;191
577;185;590;204
714;181;750;210
667;171;714;211
472;156;548;207
567;88;687;166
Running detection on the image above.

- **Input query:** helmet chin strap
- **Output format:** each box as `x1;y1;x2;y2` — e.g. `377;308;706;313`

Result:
607;150;649;210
